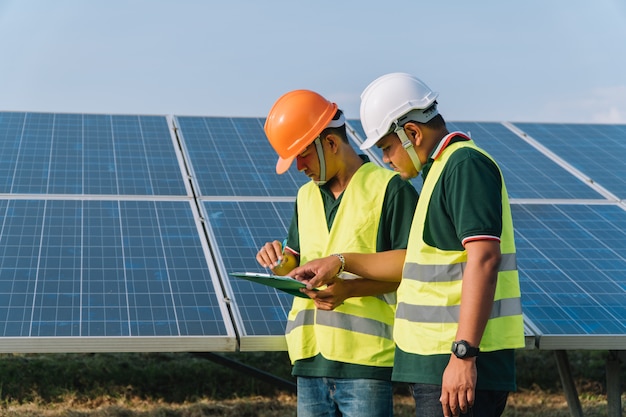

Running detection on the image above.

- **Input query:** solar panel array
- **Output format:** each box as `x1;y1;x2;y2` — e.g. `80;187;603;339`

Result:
0;111;624;352
0;113;235;352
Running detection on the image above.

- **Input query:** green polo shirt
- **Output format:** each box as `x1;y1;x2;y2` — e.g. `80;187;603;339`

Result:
285;159;419;380
392;134;516;391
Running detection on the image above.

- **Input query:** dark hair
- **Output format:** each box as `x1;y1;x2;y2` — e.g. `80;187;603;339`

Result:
425;113;445;129
319;109;349;143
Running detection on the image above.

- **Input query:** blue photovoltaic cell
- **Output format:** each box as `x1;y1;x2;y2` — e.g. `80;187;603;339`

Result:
513;204;626;336
348;120;603;199
0;199;228;338
0;112;187;196
511;123;626;199
448;122;603;200
175;116;306;197
203;200;295;337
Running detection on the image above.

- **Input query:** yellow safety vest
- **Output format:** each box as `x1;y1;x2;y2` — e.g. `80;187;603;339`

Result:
395;139;525;355
285;162;398;366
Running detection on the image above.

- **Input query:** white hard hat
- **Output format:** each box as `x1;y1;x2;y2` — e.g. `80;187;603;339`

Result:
359;72;439;150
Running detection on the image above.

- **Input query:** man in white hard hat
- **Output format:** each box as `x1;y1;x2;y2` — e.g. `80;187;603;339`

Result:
289;73;525;417
256;89;419;417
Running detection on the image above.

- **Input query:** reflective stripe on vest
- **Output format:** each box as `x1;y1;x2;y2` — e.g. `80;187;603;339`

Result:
286;308;394;341
285;162;398;366
396;297;523;323
394;138;525;355
402;253;517;283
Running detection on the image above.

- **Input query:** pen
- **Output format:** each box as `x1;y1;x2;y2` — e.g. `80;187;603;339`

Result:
267;239;287;274
276;238;287;267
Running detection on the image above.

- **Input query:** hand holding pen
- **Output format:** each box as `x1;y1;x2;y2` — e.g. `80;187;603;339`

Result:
274;238;298;275
256;238;297;275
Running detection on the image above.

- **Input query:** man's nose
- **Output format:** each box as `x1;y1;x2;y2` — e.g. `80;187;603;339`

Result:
296;156;305;171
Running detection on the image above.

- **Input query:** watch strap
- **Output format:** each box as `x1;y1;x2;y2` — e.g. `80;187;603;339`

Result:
452;340;480;358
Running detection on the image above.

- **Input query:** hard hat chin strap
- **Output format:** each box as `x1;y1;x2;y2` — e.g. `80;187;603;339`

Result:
395;124;422;173
313;137;327;186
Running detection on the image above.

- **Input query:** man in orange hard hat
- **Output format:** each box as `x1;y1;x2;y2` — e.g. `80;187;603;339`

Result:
256;89;419;417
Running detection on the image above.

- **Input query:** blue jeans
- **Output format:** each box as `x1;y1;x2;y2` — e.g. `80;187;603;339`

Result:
409;383;508;417
297;376;394;417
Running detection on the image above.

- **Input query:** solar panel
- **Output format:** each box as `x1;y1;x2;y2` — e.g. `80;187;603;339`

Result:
202;200;294;351
0;112;189;196
513;203;626;349
0;198;236;352
347;119;607;199
510;123;626;200
447;122;605;200
174;116;305;197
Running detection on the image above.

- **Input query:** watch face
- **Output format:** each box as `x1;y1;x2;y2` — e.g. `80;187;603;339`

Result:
456;343;467;356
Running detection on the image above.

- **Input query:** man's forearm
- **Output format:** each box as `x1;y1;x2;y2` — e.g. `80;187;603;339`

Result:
343;250;406;282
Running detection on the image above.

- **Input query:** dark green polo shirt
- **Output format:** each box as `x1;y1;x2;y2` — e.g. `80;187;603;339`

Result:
285;160;419;380
392;134;516;391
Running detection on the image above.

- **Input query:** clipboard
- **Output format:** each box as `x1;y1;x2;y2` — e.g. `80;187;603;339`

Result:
230;272;314;298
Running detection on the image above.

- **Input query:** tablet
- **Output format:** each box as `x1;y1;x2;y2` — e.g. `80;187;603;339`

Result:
230;272;313;298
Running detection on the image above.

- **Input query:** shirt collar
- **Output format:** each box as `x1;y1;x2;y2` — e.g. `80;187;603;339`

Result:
429;131;472;161
421;132;471;181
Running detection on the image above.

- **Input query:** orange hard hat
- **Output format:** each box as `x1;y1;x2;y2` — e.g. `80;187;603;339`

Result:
264;89;338;174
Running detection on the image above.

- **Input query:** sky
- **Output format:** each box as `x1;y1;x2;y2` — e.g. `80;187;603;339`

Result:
1;0;625;124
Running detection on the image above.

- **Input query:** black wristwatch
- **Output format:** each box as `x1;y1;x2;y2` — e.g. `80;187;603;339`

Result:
451;340;480;359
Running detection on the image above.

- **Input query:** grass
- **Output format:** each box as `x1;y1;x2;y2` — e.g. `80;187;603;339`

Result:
0;350;623;416
1;390;624;417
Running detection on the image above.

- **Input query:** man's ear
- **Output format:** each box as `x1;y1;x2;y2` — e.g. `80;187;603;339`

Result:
324;134;338;152
403;122;423;146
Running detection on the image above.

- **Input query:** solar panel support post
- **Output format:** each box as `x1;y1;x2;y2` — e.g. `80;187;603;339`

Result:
192;352;296;394
606;350;623;417
554;350;583;417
